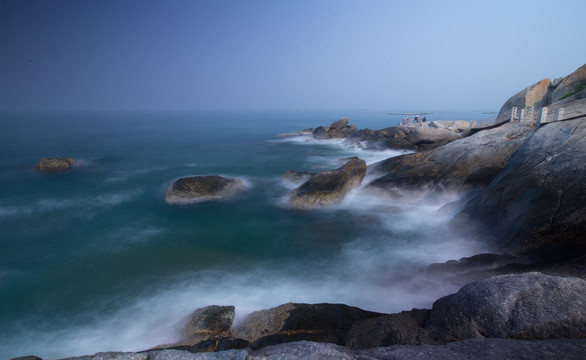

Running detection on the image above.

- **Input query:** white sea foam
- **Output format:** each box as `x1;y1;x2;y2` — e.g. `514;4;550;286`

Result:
0;187;484;359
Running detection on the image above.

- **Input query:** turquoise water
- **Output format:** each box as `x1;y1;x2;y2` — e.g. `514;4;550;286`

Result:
0;110;491;359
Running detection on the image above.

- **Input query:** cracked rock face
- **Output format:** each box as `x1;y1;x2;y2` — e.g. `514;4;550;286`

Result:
453;118;586;256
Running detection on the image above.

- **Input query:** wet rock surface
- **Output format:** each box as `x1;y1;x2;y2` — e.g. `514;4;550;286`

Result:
165;176;246;204
288;158;366;208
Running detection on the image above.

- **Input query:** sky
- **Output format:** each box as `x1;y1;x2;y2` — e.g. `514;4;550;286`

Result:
1;0;586;111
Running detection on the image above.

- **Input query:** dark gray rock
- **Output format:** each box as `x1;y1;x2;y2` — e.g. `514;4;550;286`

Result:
165;176;246;205
247;341;355;360
425;273;586;343
355;338;586;360
181;306;235;340
345;309;434;349
57;353;148;360
152;337;249;353
288;158;367;208
36;157;78;172
231;303;383;349
367;122;533;200
147;349;248;360
452;118;586;258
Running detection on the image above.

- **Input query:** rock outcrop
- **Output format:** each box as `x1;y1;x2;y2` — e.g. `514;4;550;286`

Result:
35;157;78;172
425;273;586;343
39;339;586;360
288;158;367;208
550;63;586;103
312;118;357;139
452;117;586;258
165;176;246;204
496;78;551;121
366;121;533;201
344;122;466;151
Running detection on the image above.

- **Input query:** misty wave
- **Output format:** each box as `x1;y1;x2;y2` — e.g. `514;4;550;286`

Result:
106;163;201;183
0;189;144;220
0;217;480;359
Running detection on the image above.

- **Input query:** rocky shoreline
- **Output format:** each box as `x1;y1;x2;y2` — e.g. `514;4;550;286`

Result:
16;65;586;359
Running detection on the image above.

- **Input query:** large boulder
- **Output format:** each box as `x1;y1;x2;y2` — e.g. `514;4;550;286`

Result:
288;158;367;208
36;157;78;172
366;122;533;201
165;176;246;204
230;303;383;350
404;126;462;149
496;78;551;121
550;63;586;103
425;273;586;343
452;117;586;258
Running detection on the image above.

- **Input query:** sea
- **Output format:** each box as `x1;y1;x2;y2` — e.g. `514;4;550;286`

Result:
0;109;494;359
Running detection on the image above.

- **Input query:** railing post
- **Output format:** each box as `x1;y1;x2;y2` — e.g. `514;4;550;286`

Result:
520;108;526;122
511;107;518;122
556;108;565;121
527;106;535;120
537;107;548;128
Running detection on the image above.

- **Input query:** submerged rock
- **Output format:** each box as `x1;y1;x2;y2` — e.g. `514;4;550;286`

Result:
165;176;246;204
288;158;367;208
35;157;78;172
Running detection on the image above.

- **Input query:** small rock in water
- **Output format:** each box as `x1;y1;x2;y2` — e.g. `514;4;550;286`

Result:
165;175;246;204
36;157;78;172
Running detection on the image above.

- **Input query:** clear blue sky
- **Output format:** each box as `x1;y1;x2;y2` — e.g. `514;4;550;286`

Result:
1;0;585;111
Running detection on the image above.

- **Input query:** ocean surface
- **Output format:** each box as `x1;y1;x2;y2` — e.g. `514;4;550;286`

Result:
0;110;493;359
